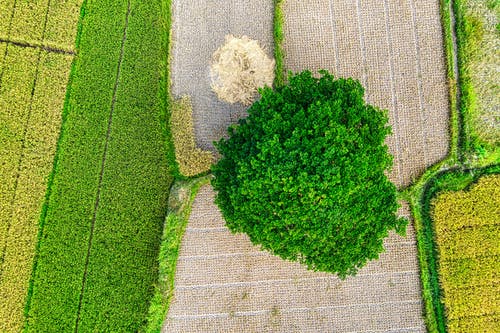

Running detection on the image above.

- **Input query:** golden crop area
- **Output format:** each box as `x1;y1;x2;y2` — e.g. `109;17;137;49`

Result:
432;175;500;332
0;1;82;331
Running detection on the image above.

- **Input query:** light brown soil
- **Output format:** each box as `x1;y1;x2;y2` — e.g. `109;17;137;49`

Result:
163;186;425;332
170;0;274;152
283;0;450;188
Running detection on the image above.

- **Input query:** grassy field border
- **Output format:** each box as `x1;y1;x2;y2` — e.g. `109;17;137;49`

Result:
404;1;499;332
273;0;285;87
452;0;499;164
143;176;210;333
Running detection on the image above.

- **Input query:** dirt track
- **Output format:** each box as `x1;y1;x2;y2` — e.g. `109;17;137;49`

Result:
164;0;452;331
283;0;449;188
163;186;425;332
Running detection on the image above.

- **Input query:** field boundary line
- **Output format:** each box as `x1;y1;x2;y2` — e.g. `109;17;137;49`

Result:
0;0;17;90
0;38;75;55
382;0;403;186
73;0;131;331
327;0;338;73
355;0;367;90
407;0;429;168
176;270;420;290
168;299;423;320
0;0;51;278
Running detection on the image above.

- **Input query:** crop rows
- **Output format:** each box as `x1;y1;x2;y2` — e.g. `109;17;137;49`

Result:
25;0;172;331
0;0;82;53
0;44;73;332
0;0;84;330
431;175;500;332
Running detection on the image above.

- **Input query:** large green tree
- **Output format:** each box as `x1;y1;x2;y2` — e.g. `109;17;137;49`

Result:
212;70;407;278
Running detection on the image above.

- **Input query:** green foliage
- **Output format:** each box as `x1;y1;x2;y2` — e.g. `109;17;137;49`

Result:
143;177;210;333
25;0;172;331
212;70;406;278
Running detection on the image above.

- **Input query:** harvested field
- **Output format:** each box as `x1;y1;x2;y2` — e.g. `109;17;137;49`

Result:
163;186;425;332
170;0;274;152
282;0;450;188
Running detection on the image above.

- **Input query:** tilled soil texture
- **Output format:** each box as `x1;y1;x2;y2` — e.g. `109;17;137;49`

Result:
163;186;425;332
170;0;274;152
283;0;450;188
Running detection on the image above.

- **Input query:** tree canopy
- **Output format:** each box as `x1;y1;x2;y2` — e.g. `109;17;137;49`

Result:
211;70;407;278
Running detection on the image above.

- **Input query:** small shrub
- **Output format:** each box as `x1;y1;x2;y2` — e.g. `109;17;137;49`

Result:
212;70;406;278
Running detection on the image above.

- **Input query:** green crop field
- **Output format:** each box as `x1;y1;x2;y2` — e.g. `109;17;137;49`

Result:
24;0;173;331
432;175;500;332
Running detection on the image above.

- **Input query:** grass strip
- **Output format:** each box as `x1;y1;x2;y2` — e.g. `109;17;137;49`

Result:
0;0;15;36
25;0;173;331
143;177;210;333
453;0;499;161
0;46;38;333
273;0;285;87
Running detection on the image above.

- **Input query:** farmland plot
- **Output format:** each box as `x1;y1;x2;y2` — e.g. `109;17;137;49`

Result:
25;0;172;331
170;0;274;153
432;175;500;332
282;0;450;188
164;186;425;332
0;1;81;330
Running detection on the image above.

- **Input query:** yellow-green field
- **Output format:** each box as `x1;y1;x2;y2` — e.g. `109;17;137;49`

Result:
0;1;81;331
432;175;500;332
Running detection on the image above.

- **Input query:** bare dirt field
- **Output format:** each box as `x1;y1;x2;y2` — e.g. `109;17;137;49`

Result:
170;0;274;152
163;186;425;332
164;0;452;331
283;0;450;188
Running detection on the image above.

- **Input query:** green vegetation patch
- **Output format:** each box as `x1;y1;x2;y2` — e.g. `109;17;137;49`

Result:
212;70;406;278
454;0;499;157
144;177;210;333
25;0;172;331
431;174;500;332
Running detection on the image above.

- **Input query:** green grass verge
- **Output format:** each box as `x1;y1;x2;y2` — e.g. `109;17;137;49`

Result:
273;0;285;87
409;164;499;333
143;176;210;333
24;0;173;331
452;0;499;162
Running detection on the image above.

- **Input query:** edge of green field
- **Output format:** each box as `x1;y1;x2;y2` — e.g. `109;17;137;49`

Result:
23;0;89;324
24;0;175;331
